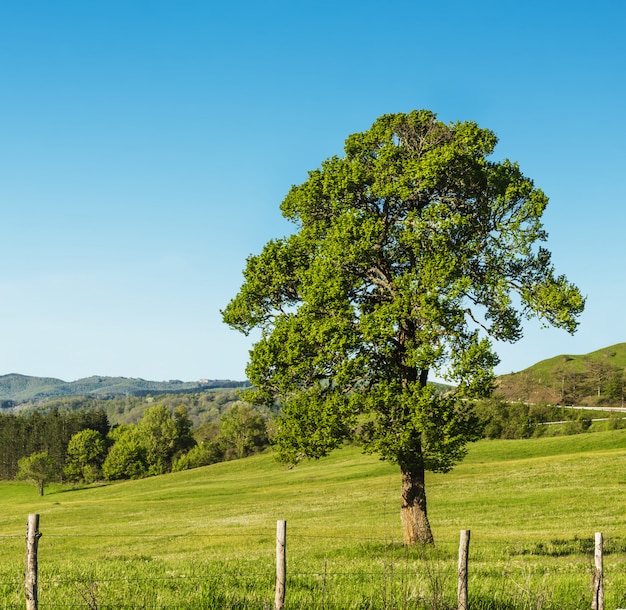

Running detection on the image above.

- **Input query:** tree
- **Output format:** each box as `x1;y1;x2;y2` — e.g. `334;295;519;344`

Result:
172;405;196;454
64;429;107;483
222;110;584;544
585;358;615;400
606;369;625;406
558;368;587;405
135;405;179;475
17;451;55;496
219;403;269;459
102;425;148;480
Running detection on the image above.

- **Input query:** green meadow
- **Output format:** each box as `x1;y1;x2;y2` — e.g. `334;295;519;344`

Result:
2;430;626;608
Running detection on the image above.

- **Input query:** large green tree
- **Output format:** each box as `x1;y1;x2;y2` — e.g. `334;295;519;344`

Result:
222;110;584;544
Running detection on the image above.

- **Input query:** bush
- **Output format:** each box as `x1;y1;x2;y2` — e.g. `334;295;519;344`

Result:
172;441;225;471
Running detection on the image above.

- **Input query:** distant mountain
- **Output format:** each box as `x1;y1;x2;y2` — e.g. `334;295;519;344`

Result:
5;342;624;409
495;343;626;406
0;374;250;406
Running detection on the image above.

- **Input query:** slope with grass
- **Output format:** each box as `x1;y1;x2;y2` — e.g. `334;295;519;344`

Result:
1;430;626;608
4;431;626;541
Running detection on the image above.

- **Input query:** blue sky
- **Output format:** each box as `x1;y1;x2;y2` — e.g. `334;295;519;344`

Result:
0;1;624;382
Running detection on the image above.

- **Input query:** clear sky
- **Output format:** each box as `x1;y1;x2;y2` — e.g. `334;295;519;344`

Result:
1;1;624;382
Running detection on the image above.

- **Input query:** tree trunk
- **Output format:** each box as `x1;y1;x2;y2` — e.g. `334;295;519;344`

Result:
400;462;434;544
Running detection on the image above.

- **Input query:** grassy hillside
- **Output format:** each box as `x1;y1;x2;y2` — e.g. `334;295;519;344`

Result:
5;431;626;542
495;342;626;405
2;432;626;608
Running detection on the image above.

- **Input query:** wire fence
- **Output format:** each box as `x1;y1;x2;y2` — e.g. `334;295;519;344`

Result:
3;517;626;609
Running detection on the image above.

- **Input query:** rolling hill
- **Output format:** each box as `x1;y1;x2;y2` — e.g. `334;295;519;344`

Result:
0;373;249;406
495;342;626;406
3;341;625;408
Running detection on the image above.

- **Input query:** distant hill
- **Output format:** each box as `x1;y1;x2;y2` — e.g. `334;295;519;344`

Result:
495;343;626;406
0;374;250;406
4;342;625;410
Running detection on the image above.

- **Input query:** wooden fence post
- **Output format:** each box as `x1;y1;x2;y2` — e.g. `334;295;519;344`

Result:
458;529;470;610
25;514;41;610
274;520;286;610
592;532;604;610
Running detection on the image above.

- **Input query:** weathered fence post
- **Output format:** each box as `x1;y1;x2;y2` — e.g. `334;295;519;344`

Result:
458;529;470;610
25;514;41;610
274;520;286;610
592;532;604;610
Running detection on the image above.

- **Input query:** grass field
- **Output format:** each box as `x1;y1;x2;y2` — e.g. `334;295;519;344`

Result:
2;430;626;608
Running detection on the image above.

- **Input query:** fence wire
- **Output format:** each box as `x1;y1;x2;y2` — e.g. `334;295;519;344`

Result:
3;527;626;609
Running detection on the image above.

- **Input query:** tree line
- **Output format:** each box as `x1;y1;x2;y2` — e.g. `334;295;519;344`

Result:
3;402;271;495
0;409;109;480
5;389;246;427
5;395;615;496
472;398;619;439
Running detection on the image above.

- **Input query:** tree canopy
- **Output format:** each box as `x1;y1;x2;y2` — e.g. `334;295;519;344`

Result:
223;110;584;543
64;428;107;483
102;405;196;480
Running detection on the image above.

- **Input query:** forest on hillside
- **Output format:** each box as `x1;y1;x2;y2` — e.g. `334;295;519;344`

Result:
2;386;622;495
5;345;626;494
4;388;249;427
